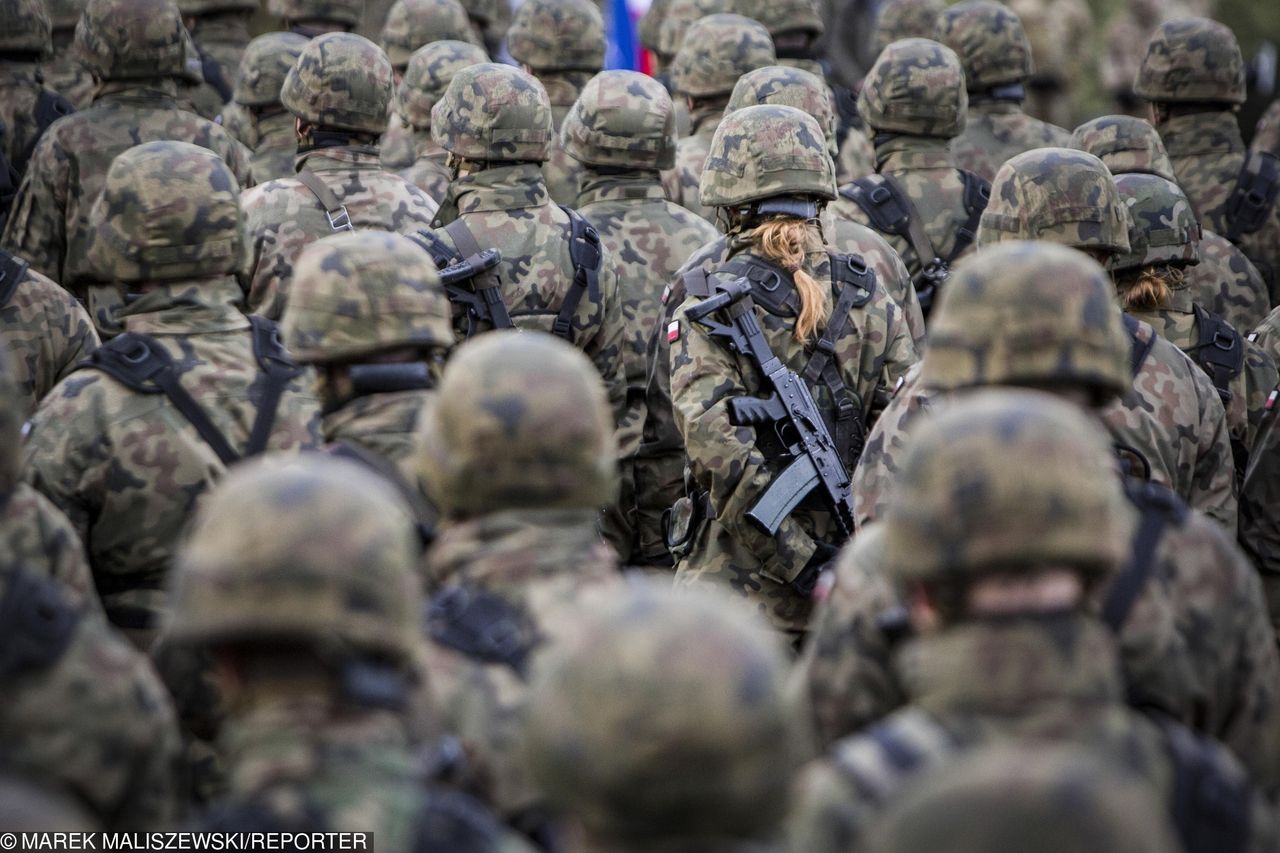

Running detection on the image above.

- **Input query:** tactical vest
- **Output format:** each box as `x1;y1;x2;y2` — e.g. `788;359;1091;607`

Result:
1224;149;1280;245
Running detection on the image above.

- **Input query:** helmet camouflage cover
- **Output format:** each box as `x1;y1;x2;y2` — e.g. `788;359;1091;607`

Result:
268;0;362;27
521;579;803;841
281;32;394;134
979;148;1130;254
858;37;967;138
233;31;308;108
731;0;823;41
561;69;677;170
727;65;838;157
922;240;1131;403
1;0;53;57
654;0;728;62
396;39;488;130
379;0;480;70
882;388;1133;583
939;0;1033;91
75;0;200;81
1110;172;1201;274
419;331;618;518
874;0;943;54
431;61;554;162
86;140;248;283
507;0;605;72
1069;115;1178;183
1134;17;1245;105
699;103;836;208
671;13;776;99
281;230;455;364
165;455;422;662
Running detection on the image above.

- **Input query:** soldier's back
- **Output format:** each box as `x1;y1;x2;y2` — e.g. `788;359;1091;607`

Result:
245;111;299;186
950;101;1072;181
1186;228;1272;335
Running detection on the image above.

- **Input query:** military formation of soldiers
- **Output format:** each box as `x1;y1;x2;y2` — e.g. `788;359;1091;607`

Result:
3;0;1280;847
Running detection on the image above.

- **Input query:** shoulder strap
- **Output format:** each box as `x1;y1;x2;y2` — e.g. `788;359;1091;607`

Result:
295;168;355;233
325;441;437;548
1224;149;1280;243
680;267;714;299
0;248;29;309
1190;304;1245;404
0;567;80;680
426;585;541;678
245;315;303;457
442;218;513;333
947;171;991;264
1157;718;1252;853
552;205;603;342
1123;313;1157;378
410;227;462;269
1102;481;1187;633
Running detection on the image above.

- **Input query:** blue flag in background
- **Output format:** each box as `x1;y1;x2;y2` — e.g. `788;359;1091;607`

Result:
605;0;637;70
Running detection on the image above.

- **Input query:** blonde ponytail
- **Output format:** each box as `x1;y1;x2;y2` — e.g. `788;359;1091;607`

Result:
749;218;829;345
1115;266;1179;312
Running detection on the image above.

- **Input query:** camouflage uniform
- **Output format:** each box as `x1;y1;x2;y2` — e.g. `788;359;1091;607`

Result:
650;0;728;139
391;40;486;202
23;142;322;646
506;0;604;206
0;0;252;339
872;0;941;53
1254;98;1280;160
1100;0;1169;116
560;70;718;566
787;390;1276;853
939;1;1071;182
670;105;917;637
268;0;362;35
1137;18;1280;305
522;580;804;852
1007;0;1094;129
456;0;510;60
38;0;94;110
664;14;776;222
222;32;307;186
241;33;439;320
176;0;256;120
413;62;627;424
419;333;621;821
166;457;532;852
1072;113;1272;335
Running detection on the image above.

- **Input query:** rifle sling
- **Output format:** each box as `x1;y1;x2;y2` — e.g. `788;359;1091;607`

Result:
296;168;355;232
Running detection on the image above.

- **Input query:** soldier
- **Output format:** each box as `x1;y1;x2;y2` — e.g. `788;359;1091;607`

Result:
1101;0;1170;116
0;0;251;338
37;0;92;109
269;0;361;36
390;40;487;202
506;0;605;206
1072;114;1272;335
218;32;308;185
650;0;729;137
457;0;510;60
872;0;941;53
940;1;1072;181
787;390;1274;853
176;0;257;120
832;38;988;321
409;62;626;424
166;456;534;851
669;104;917;640
1008;0;1094;129
418;332;621;827
23;141;322;647
241;32;438;321
1136;17;1280;304
521;580;804;853
559;70;718;568
663;14;776;221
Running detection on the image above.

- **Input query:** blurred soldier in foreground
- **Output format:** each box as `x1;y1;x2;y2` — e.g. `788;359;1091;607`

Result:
219;32;307;184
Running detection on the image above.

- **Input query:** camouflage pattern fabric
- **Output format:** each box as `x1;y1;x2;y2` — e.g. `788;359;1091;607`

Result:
664;106;720;222
538;70;597;206
1071;114;1178;182
1134;17;1246;107
379;0;480;70
1100;0;1170;113
456;0;511;58
39;2;95;111
430;62;553;163
282;33;396;136
269;0;362;29
0;5;60;193
2;261;98;415
224;32;307;185
949;102;1072;182
1253;98;1280;160
1007;0;1094;129
873;0;942;54
181;14;253;121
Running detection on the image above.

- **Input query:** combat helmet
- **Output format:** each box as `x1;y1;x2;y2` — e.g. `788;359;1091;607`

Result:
731;0;823;44
978;148;1130;254
1110;172;1201;275
419;331;617;519
1134;17;1245;106
874;0;943;54
379;0;480;70
1069;115;1178;183
882;389;1132;584
654;0;728;64
858;37;967;138
457;0;510;55
267;0;362;29
281;32;394;135
0;0;53;57
939;1;1033;93
671;13;776;99
561;70;677;171
396;39;488;131
699;104;835;211
431;62;554;162
75;0;201;82
86;141;247;283
507;0;604;73
165;455;422;662
233;32;308;108
727;65;838;157
522;579;802;843
282;230;454;364
922;241;1132;404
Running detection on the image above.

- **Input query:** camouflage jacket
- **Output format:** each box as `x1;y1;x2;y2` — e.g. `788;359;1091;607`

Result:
670;244;918;636
22;278;323;643
1185;228;1272;337
379;113;415;172
540;72;591;207
836;128;875;185
422;508;619;816
0;79;253;337
242;145;439;320
181;15;250;121
949;99;1072;182
323;389;434;502
2;259;99;414
574;171;719;566
2;601;181;830
0;61;66;186
1254;98;1280;160
786;614;1275;853
1;483;100;613
421;163;627;425
38;30;95;110
245;110;299;187
1241;403;1280;639
397;130;451;204
663;104;720;223
1161;111;1280;305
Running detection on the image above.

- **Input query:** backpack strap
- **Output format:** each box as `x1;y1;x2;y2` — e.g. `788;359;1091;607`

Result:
0;567;81;680
840;174;948;313
1189;304;1244;405
1123;313;1157;378
244;315;303;457
425;585;541;678
442;218;513;331
1157;718;1252;853
553;205;603;342
0;248;30;309
324;441;438;548
1224;149;1280;243
1102;480;1187;633
295;168;355;233
948;171;991;265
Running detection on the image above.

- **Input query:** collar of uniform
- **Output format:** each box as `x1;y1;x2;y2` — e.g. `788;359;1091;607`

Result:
295;145;383;173
256;110;296;146
577;171;667;205
1158;111;1243;158
875;135;955;172
538;71;592;108
689;104;724;136
94;78;180;103
450;162;551;214
322;388;433;446
967;99;1020;117
899;612;1124;716
117;275;251;335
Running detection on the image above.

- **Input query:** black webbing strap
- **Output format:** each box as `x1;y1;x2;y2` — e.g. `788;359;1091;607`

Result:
1123;314;1157;378
200;52;234;104
295;168;354;232
949;171;991;264
552;205;603;342
1102;481;1187;633
0;567;80;679
324;442;437;548
1189;304;1244;405
426;585;541;678
443;218;513;330
0;248;30;309
1224;150;1280;243
842;174;935;267
244;315;302;456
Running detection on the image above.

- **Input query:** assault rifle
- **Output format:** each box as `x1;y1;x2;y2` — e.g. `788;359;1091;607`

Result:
684;278;856;539
436;248;509;336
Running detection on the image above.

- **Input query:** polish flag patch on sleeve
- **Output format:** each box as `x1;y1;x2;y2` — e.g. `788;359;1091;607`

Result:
667;320;680;343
